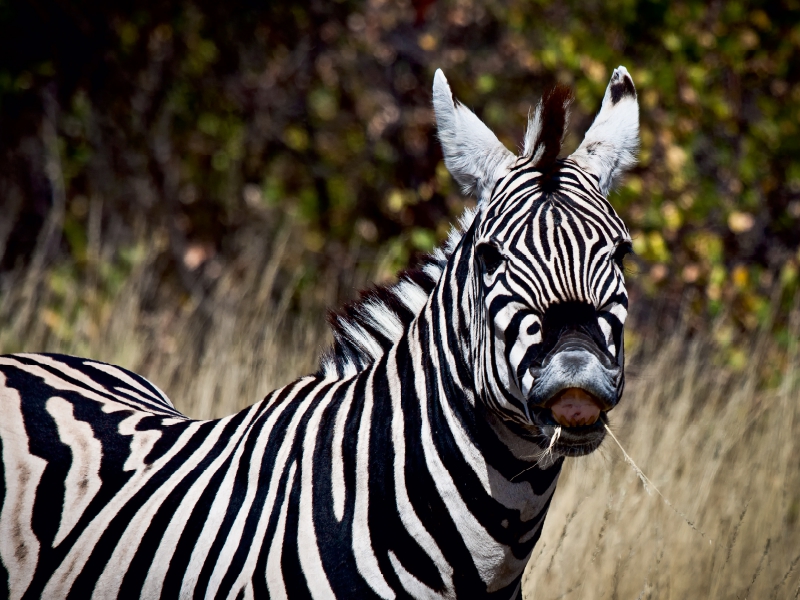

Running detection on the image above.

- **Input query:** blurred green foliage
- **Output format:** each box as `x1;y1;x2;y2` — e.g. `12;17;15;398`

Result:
1;0;799;340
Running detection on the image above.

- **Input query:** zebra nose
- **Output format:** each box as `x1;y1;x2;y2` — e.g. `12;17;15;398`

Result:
526;347;621;410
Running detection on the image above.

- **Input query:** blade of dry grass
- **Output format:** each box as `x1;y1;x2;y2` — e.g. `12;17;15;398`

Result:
604;423;709;541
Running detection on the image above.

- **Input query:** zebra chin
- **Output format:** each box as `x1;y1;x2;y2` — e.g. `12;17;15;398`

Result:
523;332;623;455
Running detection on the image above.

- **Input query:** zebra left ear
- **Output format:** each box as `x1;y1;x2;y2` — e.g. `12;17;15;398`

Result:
569;66;639;195
433;69;516;199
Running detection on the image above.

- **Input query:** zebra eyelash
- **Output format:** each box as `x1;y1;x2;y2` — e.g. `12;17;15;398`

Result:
611;241;634;270
475;242;505;276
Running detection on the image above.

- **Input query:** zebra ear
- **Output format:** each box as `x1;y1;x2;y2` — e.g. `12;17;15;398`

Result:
433;69;515;199
569;66;639;195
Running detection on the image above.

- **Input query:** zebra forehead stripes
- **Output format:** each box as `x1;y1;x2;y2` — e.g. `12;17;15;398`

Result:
480;166;629;308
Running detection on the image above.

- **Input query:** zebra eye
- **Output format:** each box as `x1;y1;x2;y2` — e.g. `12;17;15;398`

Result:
476;242;505;275
612;241;635;270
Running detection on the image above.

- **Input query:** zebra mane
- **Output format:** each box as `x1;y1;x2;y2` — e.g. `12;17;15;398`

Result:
522;85;574;168
319;207;477;378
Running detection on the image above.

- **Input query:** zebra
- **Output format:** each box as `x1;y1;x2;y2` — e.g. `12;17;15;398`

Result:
0;65;639;599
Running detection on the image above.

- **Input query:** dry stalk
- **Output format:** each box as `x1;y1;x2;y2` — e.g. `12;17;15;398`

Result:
771;552;800;599
546;501;581;575
512;425;562;481
740;538;771;599
726;501;749;567
590;501;612;563
603;423;710;541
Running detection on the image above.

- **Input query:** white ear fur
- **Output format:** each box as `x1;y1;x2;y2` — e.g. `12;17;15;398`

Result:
569;66;639;195
432;69;515;199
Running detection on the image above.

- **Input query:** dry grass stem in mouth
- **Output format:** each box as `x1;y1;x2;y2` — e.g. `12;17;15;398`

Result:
511;425;562;481
543;425;562;462
603;423;709;542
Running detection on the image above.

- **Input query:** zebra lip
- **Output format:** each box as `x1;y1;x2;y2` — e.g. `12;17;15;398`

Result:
545;388;603;428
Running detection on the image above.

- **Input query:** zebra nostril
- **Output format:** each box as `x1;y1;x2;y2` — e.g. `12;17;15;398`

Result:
527;346;620;411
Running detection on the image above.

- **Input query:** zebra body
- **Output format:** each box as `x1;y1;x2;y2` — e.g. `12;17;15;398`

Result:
1;66;639;599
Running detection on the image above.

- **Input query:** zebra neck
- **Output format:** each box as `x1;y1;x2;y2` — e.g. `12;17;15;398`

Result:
390;306;564;595
232;240;566;596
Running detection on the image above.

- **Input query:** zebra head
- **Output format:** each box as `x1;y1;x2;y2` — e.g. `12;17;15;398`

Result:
433;67;638;456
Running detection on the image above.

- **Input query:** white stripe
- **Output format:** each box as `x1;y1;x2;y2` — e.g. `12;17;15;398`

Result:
43;416;203;598
414;320;511;591
85;361;174;408
437;378;492;495
352;368;395;599
386;341;454;597
0;372;47;600
179;403;259;596
265;461;298;600
508;314;541;373
92;420;229;598
331;381;356;522
395;280;429;313
205;377;318;598
599;318;616;357
363;300;404;340
297;384;341;598
388;551;444;600
141;407;259;598
6;356;168;416
46;396;103;546
341;321;384;360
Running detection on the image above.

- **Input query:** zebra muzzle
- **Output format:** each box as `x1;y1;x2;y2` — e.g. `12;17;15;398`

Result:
526;331;622;414
547;388;602;427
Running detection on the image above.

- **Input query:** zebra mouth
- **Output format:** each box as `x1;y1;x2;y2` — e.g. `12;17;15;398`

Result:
523;332;621;455
528;387;610;456
546;388;604;428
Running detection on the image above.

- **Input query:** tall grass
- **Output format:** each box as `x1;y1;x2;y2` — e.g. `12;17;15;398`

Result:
1;230;798;598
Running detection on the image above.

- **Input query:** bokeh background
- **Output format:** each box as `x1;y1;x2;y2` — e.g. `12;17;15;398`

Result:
1;0;799;598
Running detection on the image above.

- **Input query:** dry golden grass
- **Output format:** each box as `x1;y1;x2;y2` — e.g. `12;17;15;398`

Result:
1;235;798;599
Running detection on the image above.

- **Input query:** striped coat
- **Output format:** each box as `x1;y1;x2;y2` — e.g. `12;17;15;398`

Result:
1;65;639;599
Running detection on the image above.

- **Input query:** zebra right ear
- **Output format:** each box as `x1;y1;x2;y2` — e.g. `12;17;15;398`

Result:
569;66;639;195
433;69;516;199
